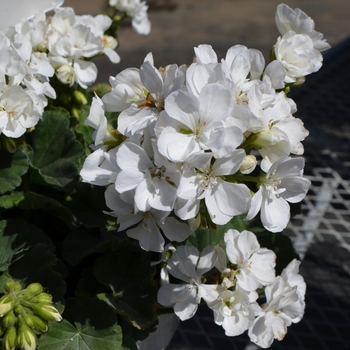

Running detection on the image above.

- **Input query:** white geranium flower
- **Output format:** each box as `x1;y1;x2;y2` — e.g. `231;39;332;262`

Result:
223;229;276;291
208;289;259;336
85;95;115;148
175;152;251;225
157;83;237;162
158;245;221;320
109;0;151;35
80;147;119;186
0;85;39;138
246;156;311;232
115;141;181;212
275;3;330;52
102;67;146;112
105;186;191;252
274;31;323;83
248;259;306;348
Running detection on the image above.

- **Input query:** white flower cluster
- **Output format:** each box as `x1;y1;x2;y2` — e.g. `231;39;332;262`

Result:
79;3;325;253
274;3;330;83
0;5;120;138
109;0;151;35
158;235;306;348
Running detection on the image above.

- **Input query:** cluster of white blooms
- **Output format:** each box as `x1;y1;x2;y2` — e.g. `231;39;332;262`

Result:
157;235;306;348
109;0;151;35
0;5;121;138
80;5;319;252
79;4;328;346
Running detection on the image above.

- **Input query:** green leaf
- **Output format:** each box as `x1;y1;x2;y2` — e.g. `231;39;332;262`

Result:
255;231;299;275
64;183;109;228
17;192;73;227
0;243;66;303
0;219;53;272
62;229;101;266
0;145;29;194
38;298;122;350
93;252;157;330
0;191;24;209
185;228;225;252
29;108;84;192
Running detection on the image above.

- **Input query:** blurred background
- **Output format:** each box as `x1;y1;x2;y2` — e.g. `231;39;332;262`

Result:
64;1;350;349
65;0;350;79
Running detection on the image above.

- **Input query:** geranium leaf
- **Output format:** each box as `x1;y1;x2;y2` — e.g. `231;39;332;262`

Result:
38;298;122;350
93;252;157;330
29;108;84;192
0;219;53;272
17;192;73;227
62;228;101;266
0;145;29;194
0;243;66;303
0;191;24;209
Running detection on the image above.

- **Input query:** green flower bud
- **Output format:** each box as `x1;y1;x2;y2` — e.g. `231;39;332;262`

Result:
0;320;6;336
73;90;88;105
2;312;17;328
23;292;34;301
13;282;22;292
13;304;24;316
4;279;16;292
2;325;17;350
23;314;34;329
32;292;53;304
0;295;14;317
31;315;48;333
25;283;43;296
31;304;62;322
17;324;37;350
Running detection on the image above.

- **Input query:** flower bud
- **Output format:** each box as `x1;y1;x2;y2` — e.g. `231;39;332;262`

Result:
25;283;43;296
23;314;34;329
17;325;37;350
31;304;62;322
2;312;17;328
56;64;76;87
33;292;53;304
0;295;14;317
31;315;48;333
4;279;16;292
240;155;257;174
73;90;88;105
2;326;17;350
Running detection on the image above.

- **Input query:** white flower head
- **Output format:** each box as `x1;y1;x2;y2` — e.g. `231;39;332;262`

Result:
208;289;259;336
245;156;311;233
158;245;221;320
248;259;306;348
175;151;251;225
223;229;276;291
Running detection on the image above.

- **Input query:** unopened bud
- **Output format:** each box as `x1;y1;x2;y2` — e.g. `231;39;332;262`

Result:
240;155;257;174
31;315;48;333
2;312;17;328
31;304;62;322
73;90;88;105
33;292;53;304
0;295;14;317
2;326;17;350
23;314;34;329
23;292;34;301
1;136;17;153
25;283;43;296
4;279;16;292
17;325;37;350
